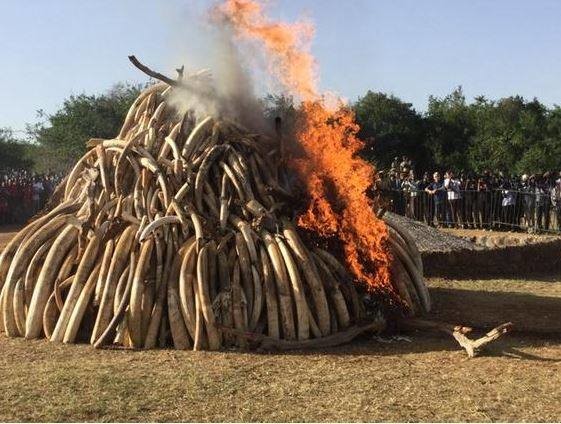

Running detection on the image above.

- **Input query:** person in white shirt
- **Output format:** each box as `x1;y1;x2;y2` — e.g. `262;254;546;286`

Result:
551;178;561;230
444;170;463;227
32;178;44;213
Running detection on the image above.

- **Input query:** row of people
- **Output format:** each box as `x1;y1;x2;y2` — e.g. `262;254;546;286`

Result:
0;169;63;225
379;170;561;232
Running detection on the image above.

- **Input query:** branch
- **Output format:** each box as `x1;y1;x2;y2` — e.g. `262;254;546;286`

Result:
455;322;513;358
175;65;185;80
398;317;513;358
128;55;179;87
217;319;385;351
128;55;221;107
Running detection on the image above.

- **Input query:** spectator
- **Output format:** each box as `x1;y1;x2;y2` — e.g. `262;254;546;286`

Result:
378;161;561;234
500;177;516;229
402;170;419;219
521;174;536;231
474;172;490;229
425;172;446;227
0;169;62;226
462;173;477;228
418;172;431;224
551;178;561;230
399;156;412;175
32;177;45;214
535;174;550;231
388;172;404;214
444;170;462;228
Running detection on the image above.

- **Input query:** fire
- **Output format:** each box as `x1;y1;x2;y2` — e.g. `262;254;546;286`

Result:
215;0;317;101
216;0;393;294
293;103;391;292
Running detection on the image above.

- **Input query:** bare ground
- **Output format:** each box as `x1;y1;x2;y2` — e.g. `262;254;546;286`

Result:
1;227;561;422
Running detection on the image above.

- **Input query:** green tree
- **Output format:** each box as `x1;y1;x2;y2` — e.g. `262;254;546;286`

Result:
28;82;143;172
424;86;475;172
468;96;549;174
516;105;561;173
0;128;34;170
353;91;427;171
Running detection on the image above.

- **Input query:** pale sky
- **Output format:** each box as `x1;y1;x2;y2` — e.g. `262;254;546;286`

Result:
1;0;560;132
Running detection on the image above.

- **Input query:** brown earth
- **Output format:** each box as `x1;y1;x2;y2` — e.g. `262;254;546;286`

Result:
1;227;561;421
429;274;561;334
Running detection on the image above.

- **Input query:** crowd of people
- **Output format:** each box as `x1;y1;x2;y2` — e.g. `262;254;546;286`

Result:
378;156;561;233
0;169;63;226
2;158;561;233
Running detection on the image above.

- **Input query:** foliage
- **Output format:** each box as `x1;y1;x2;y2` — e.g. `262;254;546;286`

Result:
354;87;561;175
2;82;561;176
467;96;547;174
26;82;144;172
0;128;34;171
424;87;475;172
353;91;428;171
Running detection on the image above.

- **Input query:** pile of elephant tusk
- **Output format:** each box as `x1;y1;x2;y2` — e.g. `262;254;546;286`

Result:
0;61;431;351
383;213;431;317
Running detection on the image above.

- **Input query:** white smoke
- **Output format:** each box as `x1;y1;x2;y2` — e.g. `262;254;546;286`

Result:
158;1;268;131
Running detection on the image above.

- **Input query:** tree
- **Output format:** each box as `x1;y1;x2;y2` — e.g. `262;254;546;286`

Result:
424;86;475;172
516;105;561;173
353;91;427;171
468;96;550;174
28;82;144;172
0;128;34;171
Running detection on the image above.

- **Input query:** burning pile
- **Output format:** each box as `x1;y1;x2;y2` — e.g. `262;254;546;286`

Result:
0;65;429;350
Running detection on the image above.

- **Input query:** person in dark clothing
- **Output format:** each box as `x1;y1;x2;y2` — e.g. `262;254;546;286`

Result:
425;171;446;227
418;172;431;224
499;177;516;229
490;173;503;228
462;173;477;228
401;171;420;220
388;173;402;213
396;172;409;215
476;172;491;229
542;172;553;230
535;175;549;231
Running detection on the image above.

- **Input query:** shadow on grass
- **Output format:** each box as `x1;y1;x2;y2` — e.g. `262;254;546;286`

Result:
246;285;561;360
429;287;561;335
423;239;561;279
245;332;561;362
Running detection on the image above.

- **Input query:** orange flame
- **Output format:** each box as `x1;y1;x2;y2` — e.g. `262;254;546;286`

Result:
216;0;317;101
216;0;393;294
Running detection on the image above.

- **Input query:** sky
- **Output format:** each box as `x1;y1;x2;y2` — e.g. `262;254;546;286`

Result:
1;0;560;133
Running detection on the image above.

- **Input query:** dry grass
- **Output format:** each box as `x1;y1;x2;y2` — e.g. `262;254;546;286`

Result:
0;331;560;422
430;273;561;333
1;227;561;422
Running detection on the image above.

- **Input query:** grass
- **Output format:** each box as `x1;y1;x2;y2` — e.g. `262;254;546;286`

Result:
429;273;561;333
1;329;561;422
1;227;561;421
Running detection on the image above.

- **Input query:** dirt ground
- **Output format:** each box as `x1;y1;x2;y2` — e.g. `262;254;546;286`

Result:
1;227;561;422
